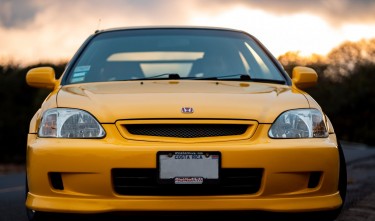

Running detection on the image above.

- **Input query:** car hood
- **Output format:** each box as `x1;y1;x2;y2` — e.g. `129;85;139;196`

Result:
57;80;310;123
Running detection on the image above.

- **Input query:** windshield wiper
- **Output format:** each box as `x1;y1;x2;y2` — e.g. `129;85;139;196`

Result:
187;74;285;84
248;78;286;84
187;74;251;80
127;73;285;84
127;73;181;81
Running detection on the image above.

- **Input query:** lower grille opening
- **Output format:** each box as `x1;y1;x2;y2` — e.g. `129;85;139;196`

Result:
49;172;64;190
308;172;322;188
112;168;263;196
124;124;248;138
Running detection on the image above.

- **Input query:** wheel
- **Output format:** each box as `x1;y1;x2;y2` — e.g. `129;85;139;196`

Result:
337;140;347;201
26;207;41;221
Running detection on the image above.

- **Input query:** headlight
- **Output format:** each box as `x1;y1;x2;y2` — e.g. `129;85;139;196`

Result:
269;109;328;138
38;108;106;138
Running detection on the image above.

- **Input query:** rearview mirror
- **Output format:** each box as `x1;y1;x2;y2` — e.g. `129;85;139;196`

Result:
26;67;57;90
292;66;318;89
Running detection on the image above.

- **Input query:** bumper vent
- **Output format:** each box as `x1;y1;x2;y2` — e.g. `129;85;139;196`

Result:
49;172;64;190
112;168;263;196
308;172;322;188
124;124;248;138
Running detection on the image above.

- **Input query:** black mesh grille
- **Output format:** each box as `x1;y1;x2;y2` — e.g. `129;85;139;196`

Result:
125;124;248;138
112;168;263;196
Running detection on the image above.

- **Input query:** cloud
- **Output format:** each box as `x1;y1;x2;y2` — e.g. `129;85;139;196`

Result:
0;0;193;29
202;0;375;26
0;0;195;65
1;0;375;65
2;0;375;30
0;0;42;28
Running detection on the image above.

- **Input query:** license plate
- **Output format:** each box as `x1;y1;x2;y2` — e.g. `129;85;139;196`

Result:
158;151;220;185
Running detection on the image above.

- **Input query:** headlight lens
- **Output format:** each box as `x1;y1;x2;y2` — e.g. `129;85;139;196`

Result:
269;109;328;138
38;108;106;138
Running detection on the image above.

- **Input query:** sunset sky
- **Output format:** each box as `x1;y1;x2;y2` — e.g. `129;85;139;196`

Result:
1;0;375;65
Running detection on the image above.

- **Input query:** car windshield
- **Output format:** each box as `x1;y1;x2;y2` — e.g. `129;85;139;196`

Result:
66;29;285;84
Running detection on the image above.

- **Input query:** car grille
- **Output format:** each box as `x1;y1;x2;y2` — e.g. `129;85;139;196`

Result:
124;124;248;138
112;168;263;196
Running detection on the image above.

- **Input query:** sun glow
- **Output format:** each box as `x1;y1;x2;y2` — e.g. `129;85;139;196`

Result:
190;6;375;57
1;2;375;65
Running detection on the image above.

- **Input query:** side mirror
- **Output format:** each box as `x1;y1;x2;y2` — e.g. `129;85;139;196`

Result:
292;66;318;89
26;67;57;90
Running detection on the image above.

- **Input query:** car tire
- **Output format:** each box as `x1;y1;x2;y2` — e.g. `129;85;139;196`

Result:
337;140;347;203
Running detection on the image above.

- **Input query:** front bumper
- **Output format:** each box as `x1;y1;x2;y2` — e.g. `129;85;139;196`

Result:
26;124;342;213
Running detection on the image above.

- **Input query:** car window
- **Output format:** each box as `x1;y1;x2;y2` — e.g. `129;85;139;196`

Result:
67;29;284;84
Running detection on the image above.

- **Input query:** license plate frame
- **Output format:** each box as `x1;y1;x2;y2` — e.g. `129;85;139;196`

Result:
157;151;221;185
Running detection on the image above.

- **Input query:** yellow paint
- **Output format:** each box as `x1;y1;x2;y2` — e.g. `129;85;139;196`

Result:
52;80;310;123
26;65;342;213
26;67;57;90
292;66;318;89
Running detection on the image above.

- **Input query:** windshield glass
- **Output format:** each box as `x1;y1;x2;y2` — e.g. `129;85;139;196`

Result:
66;29;285;84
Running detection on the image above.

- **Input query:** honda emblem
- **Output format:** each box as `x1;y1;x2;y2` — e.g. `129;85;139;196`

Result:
181;107;194;114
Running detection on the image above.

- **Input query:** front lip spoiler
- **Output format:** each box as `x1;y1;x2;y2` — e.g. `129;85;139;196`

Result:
26;192;342;213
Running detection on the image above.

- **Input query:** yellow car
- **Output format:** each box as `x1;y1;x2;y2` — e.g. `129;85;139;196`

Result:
25;27;346;221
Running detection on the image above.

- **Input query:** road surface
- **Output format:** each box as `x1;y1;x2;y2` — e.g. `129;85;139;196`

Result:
1;142;375;221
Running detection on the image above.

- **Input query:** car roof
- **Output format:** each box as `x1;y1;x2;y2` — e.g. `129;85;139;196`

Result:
94;26;248;35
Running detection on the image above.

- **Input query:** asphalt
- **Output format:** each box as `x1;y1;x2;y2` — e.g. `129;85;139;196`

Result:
1;142;374;221
0;173;26;221
340;141;375;163
337;154;375;221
